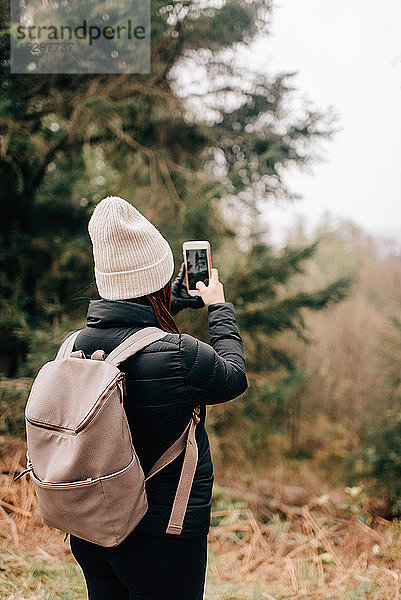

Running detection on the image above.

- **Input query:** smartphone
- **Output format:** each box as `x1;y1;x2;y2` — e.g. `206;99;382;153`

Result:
182;241;212;296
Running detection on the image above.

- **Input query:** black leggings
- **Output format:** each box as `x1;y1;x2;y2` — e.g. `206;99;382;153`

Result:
70;531;207;600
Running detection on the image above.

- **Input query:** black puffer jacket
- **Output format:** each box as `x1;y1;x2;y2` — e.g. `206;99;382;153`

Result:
72;299;247;539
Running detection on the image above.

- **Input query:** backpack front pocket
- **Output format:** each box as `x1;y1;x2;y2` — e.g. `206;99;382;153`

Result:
30;454;148;547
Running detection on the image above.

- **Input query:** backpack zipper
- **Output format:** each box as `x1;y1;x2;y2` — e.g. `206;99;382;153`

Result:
75;373;124;432
26;372;124;434
29;453;136;488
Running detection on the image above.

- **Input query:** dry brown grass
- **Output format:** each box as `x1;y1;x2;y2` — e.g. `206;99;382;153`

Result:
2;438;401;599
0;437;71;560
209;505;401;599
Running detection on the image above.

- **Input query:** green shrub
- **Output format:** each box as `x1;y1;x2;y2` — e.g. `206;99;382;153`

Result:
357;403;401;513
0;378;33;437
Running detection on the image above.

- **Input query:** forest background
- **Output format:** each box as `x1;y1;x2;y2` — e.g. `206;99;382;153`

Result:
1;1;401;598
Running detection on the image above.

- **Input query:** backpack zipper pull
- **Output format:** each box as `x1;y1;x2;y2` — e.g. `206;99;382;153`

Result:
14;466;33;481
118;373;126;401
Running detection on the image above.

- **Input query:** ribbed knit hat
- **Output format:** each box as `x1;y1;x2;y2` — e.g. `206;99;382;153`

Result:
88;196;174;300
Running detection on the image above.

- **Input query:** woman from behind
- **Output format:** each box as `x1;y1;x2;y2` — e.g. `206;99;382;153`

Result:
69;196;248;600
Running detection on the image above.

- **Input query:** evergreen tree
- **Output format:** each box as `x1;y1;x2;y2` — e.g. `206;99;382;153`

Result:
0;0;348;385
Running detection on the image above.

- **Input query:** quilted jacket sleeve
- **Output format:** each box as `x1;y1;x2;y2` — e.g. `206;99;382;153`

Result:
180;302;248;406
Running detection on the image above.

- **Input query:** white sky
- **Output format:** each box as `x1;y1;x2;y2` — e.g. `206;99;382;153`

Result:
245;0;401;246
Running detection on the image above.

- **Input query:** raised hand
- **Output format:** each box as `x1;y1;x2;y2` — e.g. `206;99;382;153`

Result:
170;262;205;316
195;268;225;306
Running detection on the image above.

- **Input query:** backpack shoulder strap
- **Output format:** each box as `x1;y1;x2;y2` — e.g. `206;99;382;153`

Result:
165;409;200;535
145;407;201;536
105;326;168;367
55;330;83;360
145;419;193;482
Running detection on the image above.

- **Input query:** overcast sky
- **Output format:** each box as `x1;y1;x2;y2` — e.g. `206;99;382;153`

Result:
243;0;401;247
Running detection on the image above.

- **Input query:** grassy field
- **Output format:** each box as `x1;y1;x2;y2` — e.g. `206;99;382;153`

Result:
0;546;264;600
1;439;401;599
2;511;401;600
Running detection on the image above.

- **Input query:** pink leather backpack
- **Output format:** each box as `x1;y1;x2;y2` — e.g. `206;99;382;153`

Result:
17;327;200;547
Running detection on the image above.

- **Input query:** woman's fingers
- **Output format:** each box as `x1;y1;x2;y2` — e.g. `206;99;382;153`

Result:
195;267;225;306
210;268;219;282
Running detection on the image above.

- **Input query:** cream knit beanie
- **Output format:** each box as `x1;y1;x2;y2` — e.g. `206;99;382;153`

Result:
88;196;174;300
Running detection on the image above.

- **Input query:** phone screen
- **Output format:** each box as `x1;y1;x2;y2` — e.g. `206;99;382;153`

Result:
185;249;209;290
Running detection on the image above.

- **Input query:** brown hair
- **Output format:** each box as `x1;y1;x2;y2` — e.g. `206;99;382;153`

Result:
133;278;180;334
